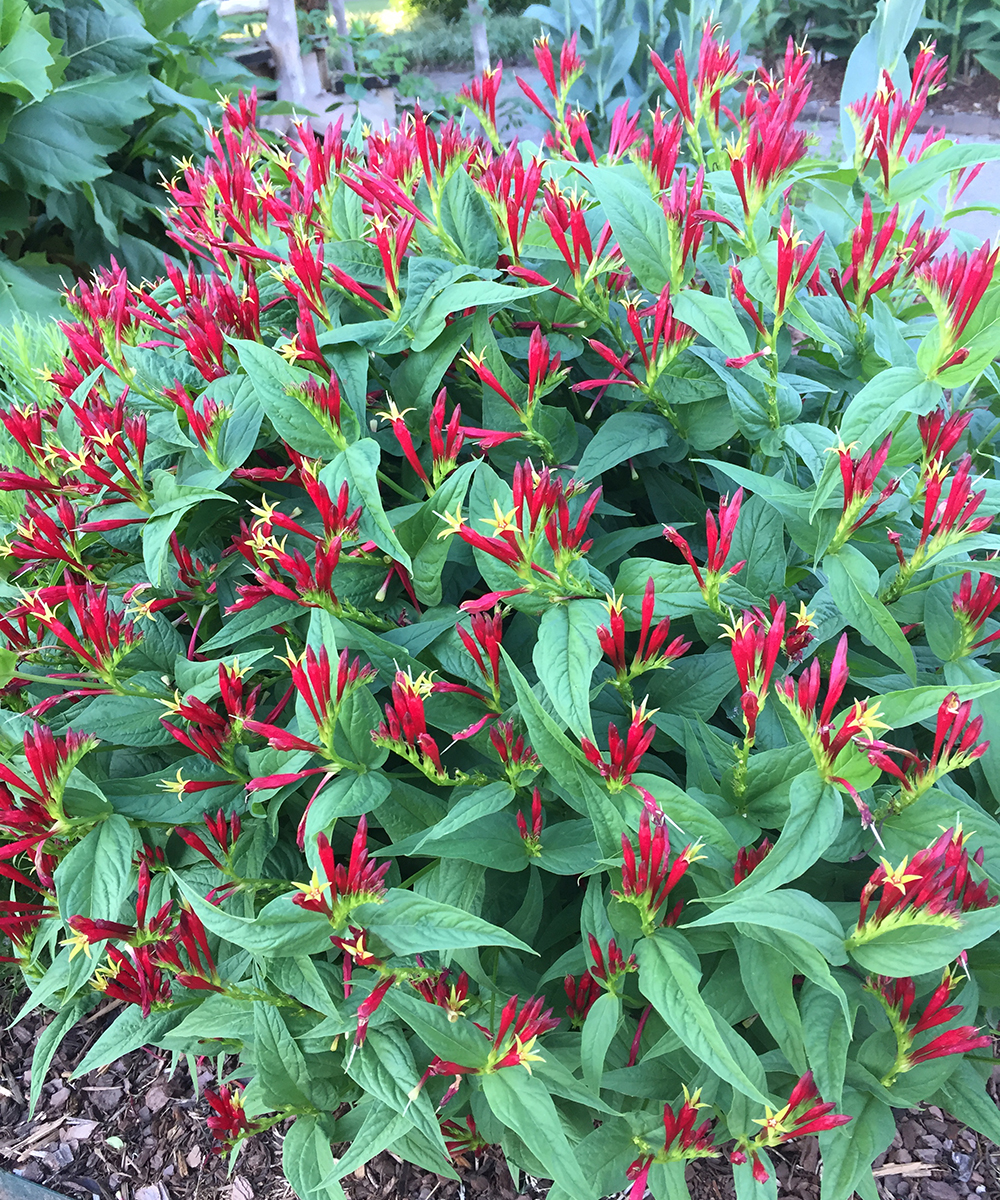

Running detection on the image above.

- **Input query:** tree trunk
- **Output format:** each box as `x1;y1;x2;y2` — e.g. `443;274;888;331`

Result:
267;0;308;105
328;0;355;74
467;0;490;76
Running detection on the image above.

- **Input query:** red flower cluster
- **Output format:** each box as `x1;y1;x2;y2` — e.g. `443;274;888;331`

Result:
868;968;991;1086
615;808;701;935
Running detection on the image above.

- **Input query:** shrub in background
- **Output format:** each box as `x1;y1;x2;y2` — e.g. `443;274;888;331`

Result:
3;25;1000;1200
0;0;256;321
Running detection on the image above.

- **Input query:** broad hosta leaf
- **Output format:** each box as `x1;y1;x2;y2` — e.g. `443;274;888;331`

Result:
0;74;152;193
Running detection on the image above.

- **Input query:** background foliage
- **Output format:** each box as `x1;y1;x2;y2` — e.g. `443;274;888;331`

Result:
0;0;255;322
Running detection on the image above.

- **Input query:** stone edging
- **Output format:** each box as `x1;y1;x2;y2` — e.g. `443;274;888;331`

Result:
800;98;1000;139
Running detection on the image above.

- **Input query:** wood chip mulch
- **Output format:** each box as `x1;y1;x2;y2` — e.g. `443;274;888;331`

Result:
1;987;999;1200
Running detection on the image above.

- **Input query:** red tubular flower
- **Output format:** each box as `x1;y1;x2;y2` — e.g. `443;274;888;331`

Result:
627;1088;717;1194
775;207;824;316
730;266;768;338
827;434;898;552
456;605;504;708
489;721;539;782
849;45;949;192
0;901;56;962
458;64;503;146
918;242;999;370
723;603;786;743
65;916;136;959
728;103;807;223
868;967;991;1085
92;944;171;1017
11;582;143;681
853;826;997;948
663;488;744;613
634;108;683;191
292;818;390;923
441;1116;488;1161
734;838;773;885
588;934;637;989
516;787;543;856
372;668;451;783
730;1071;850;1182
205;1085;263;1150
864;691;988;803
614;808;702;935
152;906;224;993
953;570;1000;654
918;408;972;478
650;47;695;129
355;974;397;1046
486;994;560;1071
777;632;886;785
412;963;470;1017
581;700;658;791
598;579;691;689
564;972;599;1025
887;455;996;598
478;145;544;264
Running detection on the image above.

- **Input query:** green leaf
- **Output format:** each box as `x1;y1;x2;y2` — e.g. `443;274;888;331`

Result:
439;166;499;268
54;814;136;923
800;980;853;1104
352;890;536;955
709;772;842;902
382;987;490;1068
500;646;588;776
890;144;1000;206
70;1007;182;1079
580;992;620;1092
409;782;514;850
29;996;96;1115
576;412;674;480
825;546;916;679
684;890;849;965
283;1116;347;1200
348;1028;449;1158
581;165;670;293
66;692;178;747
818;1088;895;1200
836;366;940;452
634;933;770;1104
322;439;412;570
847;906;1000;976
254;1003;314;1109
533;599;605;737
232;338;343;458
395;459;477;605
931;1060;1000;1144
735;935;807;1074
0;74;152;193
481;1069;597;1199
0;3;56;103
876;681;1000;728
673;289;753;359
172;878;334;957
198;596;303;653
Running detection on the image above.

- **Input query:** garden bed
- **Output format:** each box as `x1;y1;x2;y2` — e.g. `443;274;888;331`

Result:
1;989;997;1200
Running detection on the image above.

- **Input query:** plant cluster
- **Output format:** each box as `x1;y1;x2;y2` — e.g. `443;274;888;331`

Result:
4;25;1000;1200
0;0;256;321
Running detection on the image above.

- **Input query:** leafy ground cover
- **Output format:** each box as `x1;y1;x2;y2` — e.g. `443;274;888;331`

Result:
5;23;1000;1200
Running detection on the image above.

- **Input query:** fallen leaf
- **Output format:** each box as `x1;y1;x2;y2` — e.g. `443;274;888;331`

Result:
230;1176;254;1200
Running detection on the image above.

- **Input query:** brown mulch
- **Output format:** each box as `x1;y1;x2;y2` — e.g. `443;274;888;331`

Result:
806;58;1000;117
1;988;999;1200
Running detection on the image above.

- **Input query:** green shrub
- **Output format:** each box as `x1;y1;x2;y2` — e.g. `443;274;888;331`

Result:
4;27;1000;1200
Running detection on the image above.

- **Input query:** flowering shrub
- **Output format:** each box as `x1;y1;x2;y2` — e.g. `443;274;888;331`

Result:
4;29;1000;1200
